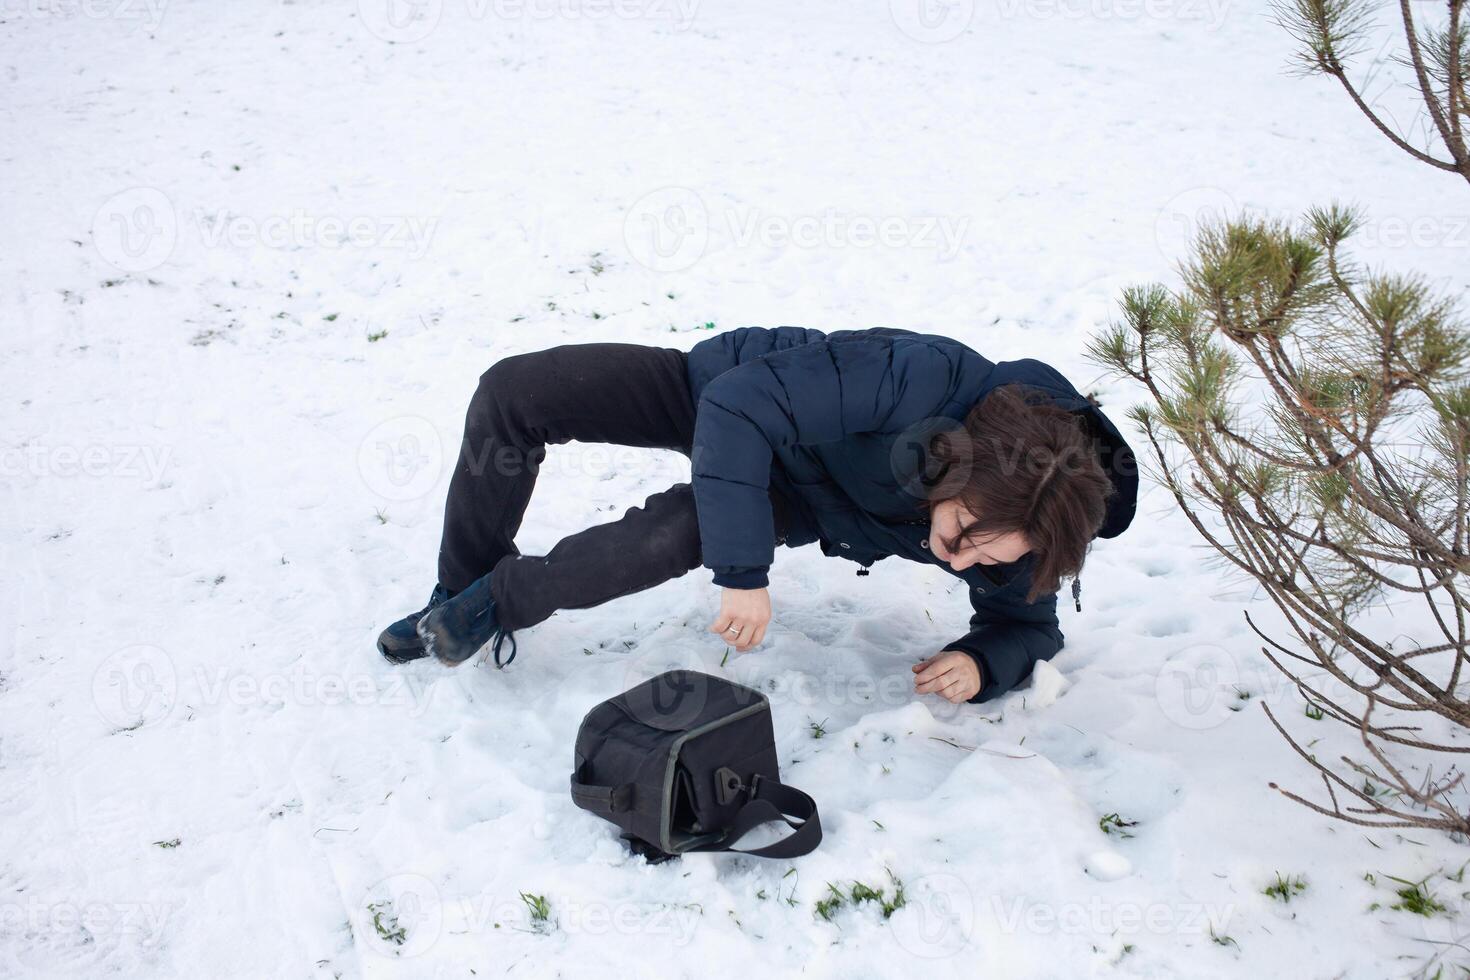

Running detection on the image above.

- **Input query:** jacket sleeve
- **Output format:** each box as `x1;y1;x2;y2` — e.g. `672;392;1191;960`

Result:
943;579;1065;703
691;329;963;588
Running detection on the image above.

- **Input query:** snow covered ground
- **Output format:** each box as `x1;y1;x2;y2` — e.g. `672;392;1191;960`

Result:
4;0;1469;976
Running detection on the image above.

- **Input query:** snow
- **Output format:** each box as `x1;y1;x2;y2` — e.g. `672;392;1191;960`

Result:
4;0;1469;977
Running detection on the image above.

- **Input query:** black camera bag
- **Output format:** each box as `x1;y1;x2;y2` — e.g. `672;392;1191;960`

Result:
569;670;822;861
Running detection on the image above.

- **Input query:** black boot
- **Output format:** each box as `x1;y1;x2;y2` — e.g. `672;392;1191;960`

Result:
376;585;453;664
416;572;518;668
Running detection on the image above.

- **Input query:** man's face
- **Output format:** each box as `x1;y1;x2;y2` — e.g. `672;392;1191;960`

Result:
927;498;1032;571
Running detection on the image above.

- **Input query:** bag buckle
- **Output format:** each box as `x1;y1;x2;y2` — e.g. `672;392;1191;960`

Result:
714;766;748;806
715;768;767;806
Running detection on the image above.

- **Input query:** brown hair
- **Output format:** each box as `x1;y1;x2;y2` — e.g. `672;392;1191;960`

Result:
921;384;1115;603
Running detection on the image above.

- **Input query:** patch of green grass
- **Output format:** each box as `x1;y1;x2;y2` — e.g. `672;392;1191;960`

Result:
1264;872;1307;904
520;891;552;931
367;900;407;945
1099;813;1139;838
814;883;846;922
815;871;907;921
367;328;389;343
1385;875;1448;917
1303;702;1324;720
152;838;181;849
809;718;828;740
1209;926;1238;949
1360;779;1401;800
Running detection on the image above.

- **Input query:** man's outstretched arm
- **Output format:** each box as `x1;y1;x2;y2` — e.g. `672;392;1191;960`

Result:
939;581;1065;704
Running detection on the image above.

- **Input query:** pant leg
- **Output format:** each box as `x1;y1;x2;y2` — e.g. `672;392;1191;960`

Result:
436;343;696;593
491;483;699;630
491;482;794;631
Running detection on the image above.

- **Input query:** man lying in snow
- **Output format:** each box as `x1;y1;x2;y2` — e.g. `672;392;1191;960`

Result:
377;326;1138;704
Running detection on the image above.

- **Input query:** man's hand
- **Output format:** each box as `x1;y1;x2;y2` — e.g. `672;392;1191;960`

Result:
912;650;983;703
708;587;771;653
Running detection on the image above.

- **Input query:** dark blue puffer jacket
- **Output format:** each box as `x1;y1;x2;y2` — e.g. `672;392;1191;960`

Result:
685;326;1138;703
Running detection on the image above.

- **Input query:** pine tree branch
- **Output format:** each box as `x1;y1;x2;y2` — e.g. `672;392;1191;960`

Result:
1214;501;1405;698
1176;338;1466;714
1413;554;1470;695
1259;641;1460;741
1098;207;1470;838
1399;0;1470;168
1450;0;1465;146
1264;702;1470;832
1327;65;1462;171
1218;492;1464;717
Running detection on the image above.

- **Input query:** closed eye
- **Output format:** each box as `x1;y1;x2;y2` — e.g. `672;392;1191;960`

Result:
941;534;994;563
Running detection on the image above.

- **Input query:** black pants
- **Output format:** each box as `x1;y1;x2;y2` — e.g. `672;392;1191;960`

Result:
437;343;789;631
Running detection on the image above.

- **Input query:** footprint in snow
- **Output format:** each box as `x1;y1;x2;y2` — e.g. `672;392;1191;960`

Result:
1142;613;1194;638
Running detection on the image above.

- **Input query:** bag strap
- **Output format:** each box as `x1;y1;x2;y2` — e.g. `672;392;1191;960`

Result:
694;774;822;859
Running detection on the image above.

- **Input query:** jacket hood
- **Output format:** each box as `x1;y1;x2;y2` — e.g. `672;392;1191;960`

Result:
1076;399;1139;539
